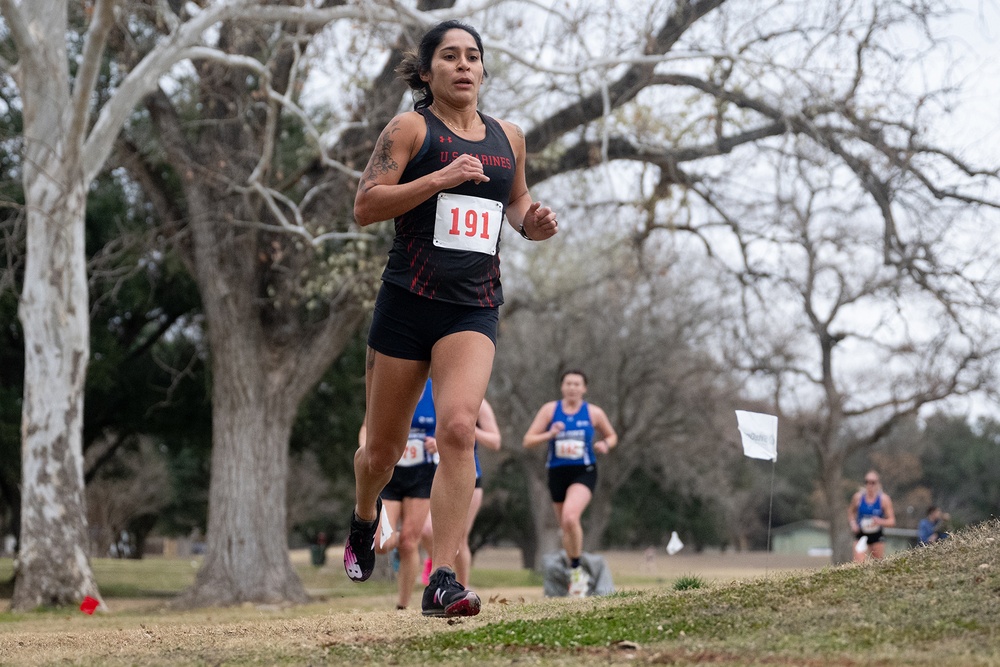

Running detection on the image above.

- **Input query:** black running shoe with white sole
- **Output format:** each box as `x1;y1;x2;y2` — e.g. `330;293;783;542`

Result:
421;566;481;617
343;497;382;582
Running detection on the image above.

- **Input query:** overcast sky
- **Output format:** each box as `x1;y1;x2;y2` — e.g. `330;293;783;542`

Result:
937;0;1000;161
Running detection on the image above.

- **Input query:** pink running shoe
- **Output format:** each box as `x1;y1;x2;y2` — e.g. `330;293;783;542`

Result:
421;557;433;585
344;498;382;582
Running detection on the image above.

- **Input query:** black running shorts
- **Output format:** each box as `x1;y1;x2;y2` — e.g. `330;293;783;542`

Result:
855;530;885;544
368;282;499;361
380;463;436;501
547;464;597;503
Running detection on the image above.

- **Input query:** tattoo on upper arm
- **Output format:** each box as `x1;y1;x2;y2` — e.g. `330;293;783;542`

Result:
362;121;401;188
373;134;398;174
366;347;376;371
516;125;524;139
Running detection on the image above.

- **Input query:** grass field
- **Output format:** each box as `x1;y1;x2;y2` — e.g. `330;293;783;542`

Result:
1;522;998;665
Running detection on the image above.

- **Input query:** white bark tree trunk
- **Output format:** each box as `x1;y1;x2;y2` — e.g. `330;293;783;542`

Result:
15;178;102;611
9;0;102;611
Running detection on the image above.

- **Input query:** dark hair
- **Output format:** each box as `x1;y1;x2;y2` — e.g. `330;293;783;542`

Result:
927;505;939;516
395;20;488;110
560;369;588;385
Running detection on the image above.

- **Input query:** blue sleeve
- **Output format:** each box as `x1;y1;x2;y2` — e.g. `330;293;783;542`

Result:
918;519;933;543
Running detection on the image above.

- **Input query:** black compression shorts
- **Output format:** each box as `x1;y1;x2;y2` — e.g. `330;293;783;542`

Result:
368;282;499;361
547;464;597;503
855;530;884;544
380;463;436;501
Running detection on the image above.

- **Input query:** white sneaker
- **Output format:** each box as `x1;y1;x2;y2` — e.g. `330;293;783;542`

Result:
568;566;590;598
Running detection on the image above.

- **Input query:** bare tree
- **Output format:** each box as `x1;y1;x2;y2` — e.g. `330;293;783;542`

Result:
84;436;172;558
496;0;1000;563
721;147;1000;562
286;450;340;540
4;0;110;610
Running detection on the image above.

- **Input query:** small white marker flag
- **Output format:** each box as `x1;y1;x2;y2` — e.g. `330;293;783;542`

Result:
666;531;684;555
735;410;778;461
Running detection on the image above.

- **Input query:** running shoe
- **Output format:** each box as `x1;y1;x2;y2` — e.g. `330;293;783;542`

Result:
421;566;481;617
421;556;433;585
568;565;590;598
343;497;382;582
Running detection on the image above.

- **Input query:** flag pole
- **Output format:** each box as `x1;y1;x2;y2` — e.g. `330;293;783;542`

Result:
765;458;776;575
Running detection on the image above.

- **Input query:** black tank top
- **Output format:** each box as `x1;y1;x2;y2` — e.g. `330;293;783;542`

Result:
380;108;516;306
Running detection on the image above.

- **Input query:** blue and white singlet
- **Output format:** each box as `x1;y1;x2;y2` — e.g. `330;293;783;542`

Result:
545;401;596;469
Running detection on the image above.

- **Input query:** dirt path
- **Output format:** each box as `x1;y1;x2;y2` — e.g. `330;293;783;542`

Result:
0;549;829;665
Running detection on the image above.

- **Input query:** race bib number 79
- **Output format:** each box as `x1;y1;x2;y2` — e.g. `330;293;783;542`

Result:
397;438;427;467
433;193;503;255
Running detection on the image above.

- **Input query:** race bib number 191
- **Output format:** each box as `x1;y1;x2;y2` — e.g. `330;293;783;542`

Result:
433;193;503;255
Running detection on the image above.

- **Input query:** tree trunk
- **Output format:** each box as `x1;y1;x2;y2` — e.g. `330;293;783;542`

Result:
12;31;101;608
584;472;615;552
584;449;640;551
526;463;561;570
819;457;853;564
179;334;308;605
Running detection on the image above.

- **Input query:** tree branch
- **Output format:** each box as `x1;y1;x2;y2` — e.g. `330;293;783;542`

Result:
71;0;118;144
524;0;729;152
0;0;33;67
83;0;404;183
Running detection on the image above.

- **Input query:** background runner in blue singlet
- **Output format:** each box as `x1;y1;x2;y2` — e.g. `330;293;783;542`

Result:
848;469;897;562
523;370;617;597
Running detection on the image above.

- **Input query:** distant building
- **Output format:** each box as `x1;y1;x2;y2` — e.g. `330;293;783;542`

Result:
771;519;918;556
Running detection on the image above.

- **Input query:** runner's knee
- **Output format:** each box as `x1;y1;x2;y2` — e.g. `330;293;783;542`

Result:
359;440;404;474
434;418;477;455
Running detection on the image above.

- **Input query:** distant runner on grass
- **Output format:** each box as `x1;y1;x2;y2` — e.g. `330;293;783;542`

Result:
848;469;896;562
523;369;618;598
345;19;558;618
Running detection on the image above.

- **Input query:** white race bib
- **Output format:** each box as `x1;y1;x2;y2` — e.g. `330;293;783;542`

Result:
433;193;503;255
554;438;585;460
397;437;427;467
860;517;878;534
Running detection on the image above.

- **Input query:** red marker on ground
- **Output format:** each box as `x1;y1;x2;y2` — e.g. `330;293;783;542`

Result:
79;596;99;614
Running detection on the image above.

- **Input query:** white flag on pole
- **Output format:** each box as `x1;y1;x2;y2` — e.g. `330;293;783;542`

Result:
735;410;778;461
666;531;684;555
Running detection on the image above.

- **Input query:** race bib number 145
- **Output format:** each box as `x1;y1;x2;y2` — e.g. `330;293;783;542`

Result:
433;193;504;255
555;439;586;460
